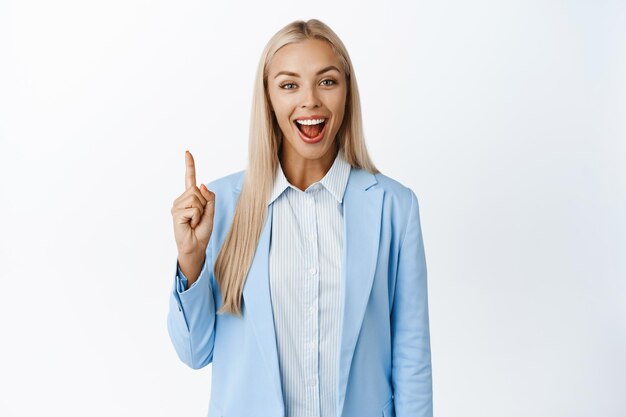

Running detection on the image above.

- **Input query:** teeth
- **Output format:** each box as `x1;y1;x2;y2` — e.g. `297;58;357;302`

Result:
296;118;326;125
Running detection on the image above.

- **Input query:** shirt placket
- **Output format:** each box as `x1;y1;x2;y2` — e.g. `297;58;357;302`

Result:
302;185;320;416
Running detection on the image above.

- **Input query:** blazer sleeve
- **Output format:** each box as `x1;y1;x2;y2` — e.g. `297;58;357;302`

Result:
166;239;217;370
391;188;433;416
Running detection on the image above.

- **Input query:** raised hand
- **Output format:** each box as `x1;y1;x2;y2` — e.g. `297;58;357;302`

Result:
171;150;215;283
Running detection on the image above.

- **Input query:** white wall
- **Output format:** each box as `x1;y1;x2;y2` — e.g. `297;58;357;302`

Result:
0;1;624;416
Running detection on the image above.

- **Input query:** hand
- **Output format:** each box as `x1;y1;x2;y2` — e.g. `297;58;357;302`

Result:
171;150;215;259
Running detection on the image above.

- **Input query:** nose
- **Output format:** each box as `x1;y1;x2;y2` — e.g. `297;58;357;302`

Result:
300;83;321;108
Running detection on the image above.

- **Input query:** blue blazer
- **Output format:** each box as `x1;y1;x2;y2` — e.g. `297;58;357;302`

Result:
167;166;433;417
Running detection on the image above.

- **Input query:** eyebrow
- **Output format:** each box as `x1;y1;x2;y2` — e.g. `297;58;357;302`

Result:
273;65;341;79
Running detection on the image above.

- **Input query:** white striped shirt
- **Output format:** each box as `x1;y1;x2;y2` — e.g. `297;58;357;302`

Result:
267;149;351;417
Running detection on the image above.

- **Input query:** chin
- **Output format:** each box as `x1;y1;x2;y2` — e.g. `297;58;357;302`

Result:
294;135;335;157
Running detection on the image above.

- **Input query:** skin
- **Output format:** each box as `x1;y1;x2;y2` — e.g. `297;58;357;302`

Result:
266;38;348;191
172;150;215;286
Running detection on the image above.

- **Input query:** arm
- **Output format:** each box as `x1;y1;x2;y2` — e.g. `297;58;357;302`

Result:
166;240;217;369
391;188;433;416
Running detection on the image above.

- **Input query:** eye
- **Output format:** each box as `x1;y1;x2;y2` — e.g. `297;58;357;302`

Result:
280;82;297;90
320;79;336;86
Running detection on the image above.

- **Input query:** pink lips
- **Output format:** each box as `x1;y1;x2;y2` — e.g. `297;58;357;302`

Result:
294;114;328;121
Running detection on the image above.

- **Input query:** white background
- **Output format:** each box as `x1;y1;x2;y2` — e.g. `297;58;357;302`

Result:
1;1;625;416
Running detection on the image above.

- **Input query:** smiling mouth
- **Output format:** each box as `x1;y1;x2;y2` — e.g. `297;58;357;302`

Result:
294;120;326;139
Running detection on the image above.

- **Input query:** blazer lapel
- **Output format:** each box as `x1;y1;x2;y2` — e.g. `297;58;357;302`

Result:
239;198;284;410
336;168;384;416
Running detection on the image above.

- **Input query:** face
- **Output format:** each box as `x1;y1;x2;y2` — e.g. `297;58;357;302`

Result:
266;38;347;166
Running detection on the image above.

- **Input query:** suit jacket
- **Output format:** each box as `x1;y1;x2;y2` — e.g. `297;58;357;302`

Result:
167;166;433;417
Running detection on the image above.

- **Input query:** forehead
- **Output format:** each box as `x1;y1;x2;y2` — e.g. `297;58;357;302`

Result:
269;39;341;75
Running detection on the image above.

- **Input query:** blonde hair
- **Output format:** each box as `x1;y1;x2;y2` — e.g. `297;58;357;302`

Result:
214;18;379;317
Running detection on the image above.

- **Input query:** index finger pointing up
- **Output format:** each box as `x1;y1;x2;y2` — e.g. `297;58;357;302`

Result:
185;150;197;189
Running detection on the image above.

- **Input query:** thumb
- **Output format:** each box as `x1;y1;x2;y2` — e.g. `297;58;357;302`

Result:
199;184;213;206
195;184;215;240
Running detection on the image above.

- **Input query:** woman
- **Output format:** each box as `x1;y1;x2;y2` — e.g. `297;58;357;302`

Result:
168;19;432;417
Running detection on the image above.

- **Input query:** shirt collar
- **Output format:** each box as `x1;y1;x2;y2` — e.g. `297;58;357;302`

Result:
268;148;351;206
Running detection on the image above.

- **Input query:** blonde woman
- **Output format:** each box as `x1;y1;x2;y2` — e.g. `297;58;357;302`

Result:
168;19;432;417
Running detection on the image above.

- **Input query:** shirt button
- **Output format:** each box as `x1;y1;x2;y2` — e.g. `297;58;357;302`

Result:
309;377;317;386
308;234;315;242
309;305;315;314
307;198;314;206
308;341;316;350
309;267;317;275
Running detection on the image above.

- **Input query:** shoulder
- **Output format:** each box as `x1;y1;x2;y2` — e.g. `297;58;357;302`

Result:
372;171;411;194
202;170;246;223
203;169;245;197
364;170;423;241
369;170;419;211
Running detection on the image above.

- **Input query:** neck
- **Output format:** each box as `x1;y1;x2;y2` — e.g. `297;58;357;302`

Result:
279;144;339;191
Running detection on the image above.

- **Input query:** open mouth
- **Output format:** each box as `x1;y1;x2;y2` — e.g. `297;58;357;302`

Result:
294;119;326;139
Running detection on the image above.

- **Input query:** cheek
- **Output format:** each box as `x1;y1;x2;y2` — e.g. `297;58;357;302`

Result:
268;89;282;112
332;101;346;126
269;96;292;122
330;90;347;116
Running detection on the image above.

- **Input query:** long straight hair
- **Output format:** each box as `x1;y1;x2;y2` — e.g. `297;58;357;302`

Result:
214;19;379;317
